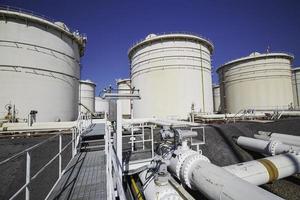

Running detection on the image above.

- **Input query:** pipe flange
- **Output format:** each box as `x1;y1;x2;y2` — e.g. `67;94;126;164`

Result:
181;154;210;188
268;140;281;156
175;150;198;178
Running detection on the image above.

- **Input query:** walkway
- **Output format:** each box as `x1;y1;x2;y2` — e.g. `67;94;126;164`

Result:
48;122;107;200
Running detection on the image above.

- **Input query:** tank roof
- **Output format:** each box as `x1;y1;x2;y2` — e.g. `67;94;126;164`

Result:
80;80;96;86
217;52;294;73
128;33;214;58
0;7;87;56
95;96;106;100
116;78;131;85
292;67;300;71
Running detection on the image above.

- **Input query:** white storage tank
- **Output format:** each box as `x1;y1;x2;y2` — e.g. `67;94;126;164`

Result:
292;67;300;109
95;97;109;113
0;8;86;122
117;79;131;118
79;80;96;113
213;85;221;113
217;52;294;113
128;33;214;119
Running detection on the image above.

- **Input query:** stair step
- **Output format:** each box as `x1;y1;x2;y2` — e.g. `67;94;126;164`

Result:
81;139;105;144
81;145;105;149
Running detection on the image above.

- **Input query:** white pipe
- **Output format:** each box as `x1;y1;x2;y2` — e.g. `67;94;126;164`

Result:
271;133;300;147
223;152;300;185
188;160;283;200
254;132;300;147
139;170;182;200
168;146;283;200
123;118;200;127
0;121;77;131
193;113;266;119
280;111;300;116
235;136;299;155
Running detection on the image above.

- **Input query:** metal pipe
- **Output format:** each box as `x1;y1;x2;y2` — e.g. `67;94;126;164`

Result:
271;133;300;147
25;151;30;200
223;152;300;185
130;176;143;200
234;136;299;155
188;160;283;200
123;118;200;127
138;170;182;200
168;145;284;200
254;132;300;147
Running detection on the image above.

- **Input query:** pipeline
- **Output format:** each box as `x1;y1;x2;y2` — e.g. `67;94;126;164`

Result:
255;132;300;147
188;160;283;200
167;143;283;200
138;169;183;200
134;127;300;200
130;176;144;200
223;152;300;185
234;136;300;155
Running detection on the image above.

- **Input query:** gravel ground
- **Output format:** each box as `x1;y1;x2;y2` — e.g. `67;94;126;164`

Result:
200;118;300;200
1;119;300;200
0;134;72;200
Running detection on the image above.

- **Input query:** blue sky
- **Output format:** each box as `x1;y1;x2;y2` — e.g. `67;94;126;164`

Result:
1;0;300;94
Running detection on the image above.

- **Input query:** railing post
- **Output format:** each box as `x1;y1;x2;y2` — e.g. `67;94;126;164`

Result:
142;126;145;150
106;124;112;200
151;126;154;158
59;133;62;178
72;128;75;158
131;125;134;152
26;151;31;200
116;99;123;182
90;113;92;126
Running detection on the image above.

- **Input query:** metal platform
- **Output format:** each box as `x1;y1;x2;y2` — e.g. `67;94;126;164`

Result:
48;122;107;200
48;150;106;200
85;123;106;136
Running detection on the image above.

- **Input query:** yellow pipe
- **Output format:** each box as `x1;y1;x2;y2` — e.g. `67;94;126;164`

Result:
130;176;144;200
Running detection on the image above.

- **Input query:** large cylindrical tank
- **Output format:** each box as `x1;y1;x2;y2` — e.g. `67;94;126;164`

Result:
117;79;131;118
95;97;109;113
0;9;86;122
292;67;300;109
128;33;214;119
217;52;294;113
79;80;96;113
213;85;221;113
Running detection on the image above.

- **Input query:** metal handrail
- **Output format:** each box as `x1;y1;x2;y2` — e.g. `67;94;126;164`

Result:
111;147;127;200
0;133;62;165
126;124;155;158
0;5;55;23
31;139;73;180
129;31;214;52
105;119;127;200
231;109;246;123
219;51;295;70
0;127;79;200
0;4;87;39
